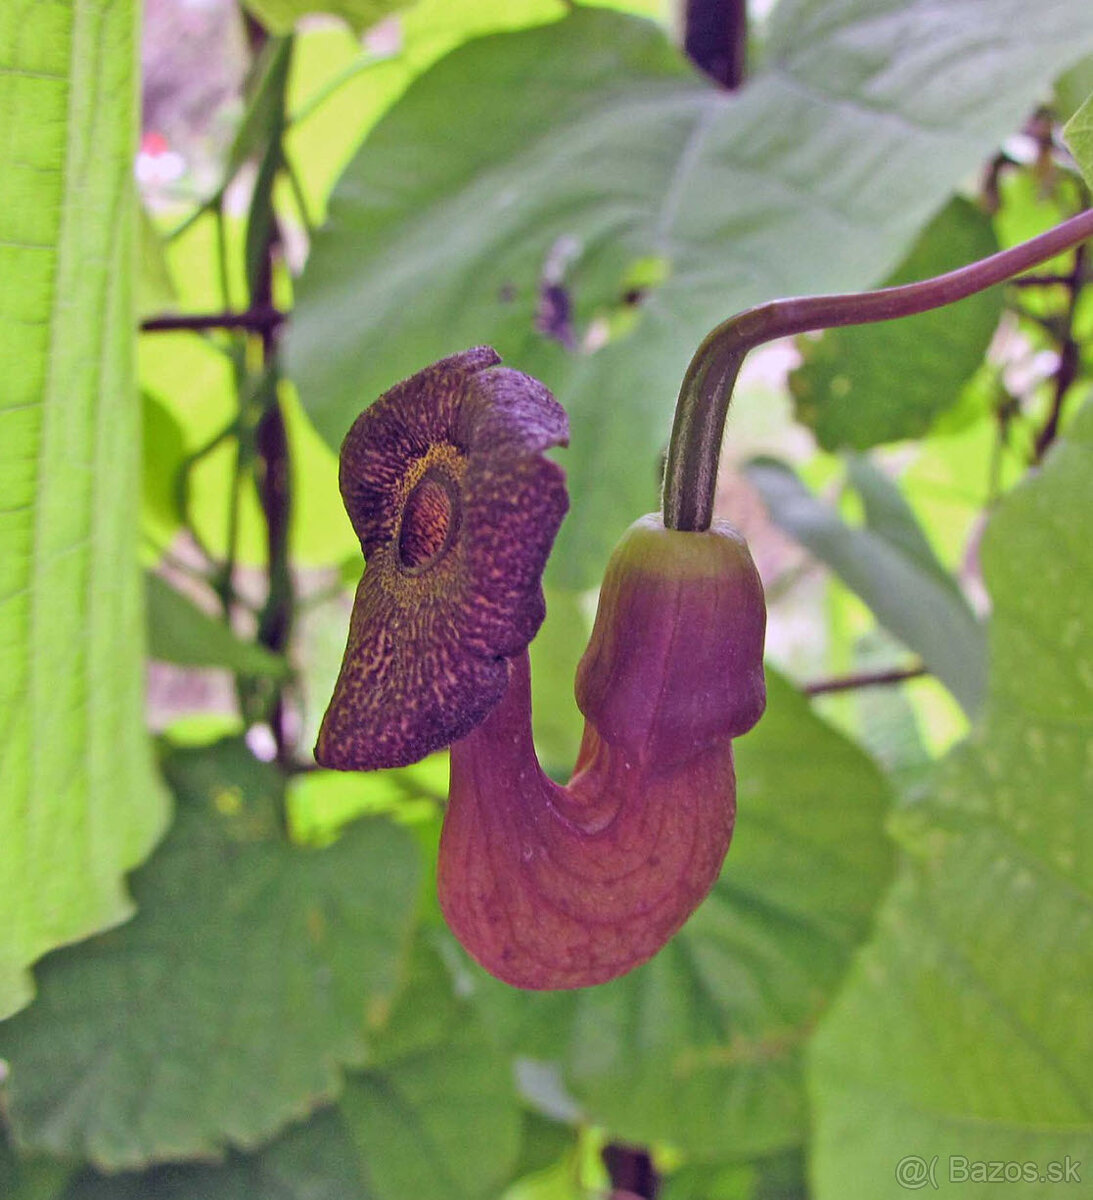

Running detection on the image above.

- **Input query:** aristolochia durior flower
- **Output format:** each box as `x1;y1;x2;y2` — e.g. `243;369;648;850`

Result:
315;347;569;770
439;514;765;988
317;348;766;989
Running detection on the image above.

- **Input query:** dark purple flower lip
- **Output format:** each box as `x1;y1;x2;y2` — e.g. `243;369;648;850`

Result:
315;348;569;772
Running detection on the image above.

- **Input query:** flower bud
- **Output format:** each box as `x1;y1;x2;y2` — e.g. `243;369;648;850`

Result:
575;513;766;768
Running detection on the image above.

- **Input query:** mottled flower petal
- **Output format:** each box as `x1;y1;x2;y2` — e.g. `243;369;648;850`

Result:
459;452;569;656
338;347;502;555
315;348;569;771
315;560;511;769
456;366;570;456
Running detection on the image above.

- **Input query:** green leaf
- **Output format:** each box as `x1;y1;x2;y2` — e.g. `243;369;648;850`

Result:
0;1134;70;1200
140;393;186;546
0;0;170;1019
338;940;522;1200
808;400;1093;1200
0;739;422;1169
844;456;955;587
789;198;1003;450
464;672;894;1159
747;458;987;716
230;35;299;186
541;333;683;590
60;1110;374;1200
1063;89;1093;187
245;0;415;37
287;756;446;845
242;41;292;298
285;0;568;223
138;321;359;569
661;1150;807;1200
145;573;290;678
58;941;520;1200
1055;55;1093;122
288;1;1093;586
507;1112;577;1184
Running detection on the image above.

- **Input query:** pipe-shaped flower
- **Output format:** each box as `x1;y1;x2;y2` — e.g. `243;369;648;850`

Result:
315;350;766;989
439;515;766;988
315;347;569;770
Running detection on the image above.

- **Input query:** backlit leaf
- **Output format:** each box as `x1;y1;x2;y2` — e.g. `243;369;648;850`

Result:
1063;89;1093;186
809;400;1093;1200
0;0;170;1019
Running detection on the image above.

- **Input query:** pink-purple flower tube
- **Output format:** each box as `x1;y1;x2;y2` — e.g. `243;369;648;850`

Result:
316;347;765;989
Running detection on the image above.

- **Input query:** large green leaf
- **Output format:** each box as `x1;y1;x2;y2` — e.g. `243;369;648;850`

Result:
288;1;1093;586
57;942;521;1200
285;1;661;219
0;1135;70;1200
0;0;170;1019
809;400;1093;1200
788;197;1003;450
337;940;523;1200
59;1111;374;1200
747;457;987;716
463;672;894;1159
0;740;421;1169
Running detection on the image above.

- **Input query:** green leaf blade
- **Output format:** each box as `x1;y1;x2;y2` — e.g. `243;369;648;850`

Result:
55;941;521;1200
244;0;415;37
0;741;422;1169
340;943;523;1200
146;574;290;679
808;401;1093;1200
0;0;170;1020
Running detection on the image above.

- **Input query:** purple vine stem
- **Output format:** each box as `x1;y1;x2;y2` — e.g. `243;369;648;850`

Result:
663;207;1093;531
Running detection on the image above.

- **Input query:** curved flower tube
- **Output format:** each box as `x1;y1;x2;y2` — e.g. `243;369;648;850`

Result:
439;514;765;988
318;347;764;990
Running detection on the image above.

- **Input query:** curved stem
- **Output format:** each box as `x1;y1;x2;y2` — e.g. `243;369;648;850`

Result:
663;207;1093;531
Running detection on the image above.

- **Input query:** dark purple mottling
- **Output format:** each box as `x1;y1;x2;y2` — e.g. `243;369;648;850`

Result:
315;348;569;771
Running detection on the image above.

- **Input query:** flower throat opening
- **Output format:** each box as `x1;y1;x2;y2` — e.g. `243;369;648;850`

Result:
399;472;459;570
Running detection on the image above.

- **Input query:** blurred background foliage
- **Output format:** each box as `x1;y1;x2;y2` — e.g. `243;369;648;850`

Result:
1;0;1092;1197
